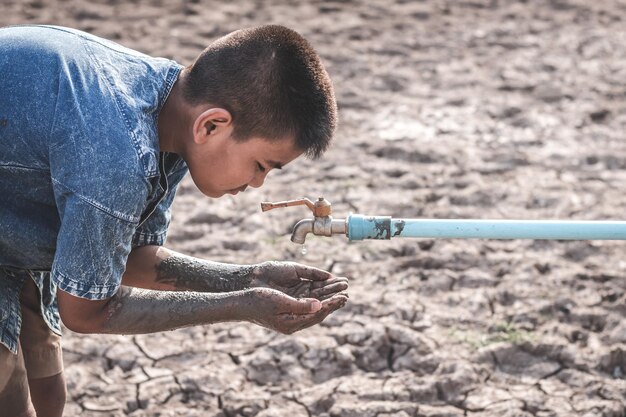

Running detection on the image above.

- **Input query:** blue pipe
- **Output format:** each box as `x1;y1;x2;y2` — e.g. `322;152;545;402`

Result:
347;214;626;241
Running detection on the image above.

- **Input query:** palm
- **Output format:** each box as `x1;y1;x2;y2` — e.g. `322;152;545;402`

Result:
250;261;348;300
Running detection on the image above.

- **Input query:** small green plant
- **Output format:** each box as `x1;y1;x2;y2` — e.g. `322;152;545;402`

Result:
487;322;533;345
451;322;534;350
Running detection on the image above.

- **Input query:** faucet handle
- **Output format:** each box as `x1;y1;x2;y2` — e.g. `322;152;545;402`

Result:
261;197;332;217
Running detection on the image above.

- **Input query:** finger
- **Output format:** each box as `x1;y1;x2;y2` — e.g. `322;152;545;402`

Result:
310;276;348;289
317;292;338;301
322;293;348;310
291;295;349;332
259;287;322;315
292;263;332;281
310;282;349;299
291;278;348;299
281;306;331;333
278;296;322;315
317;290;349;301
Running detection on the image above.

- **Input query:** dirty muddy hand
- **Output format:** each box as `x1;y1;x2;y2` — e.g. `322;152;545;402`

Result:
249;261;349;301
242;287;349;335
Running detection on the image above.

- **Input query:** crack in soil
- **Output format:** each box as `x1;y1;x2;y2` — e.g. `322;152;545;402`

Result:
288;395;313;417
132;336;158;363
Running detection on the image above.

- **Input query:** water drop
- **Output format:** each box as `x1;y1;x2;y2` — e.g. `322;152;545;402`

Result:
301;244;307;255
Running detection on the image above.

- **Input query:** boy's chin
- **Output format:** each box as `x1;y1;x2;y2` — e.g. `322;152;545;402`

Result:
197;185;240;198
198;188;223;198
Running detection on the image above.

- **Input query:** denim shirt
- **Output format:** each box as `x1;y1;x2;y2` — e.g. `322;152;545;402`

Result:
0;25;188;353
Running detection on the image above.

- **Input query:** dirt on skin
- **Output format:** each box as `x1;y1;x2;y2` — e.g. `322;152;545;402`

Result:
2;0;626;416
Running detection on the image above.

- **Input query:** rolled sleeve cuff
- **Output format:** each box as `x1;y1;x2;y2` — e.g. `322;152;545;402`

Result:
132;230;167;247
52;269;119;300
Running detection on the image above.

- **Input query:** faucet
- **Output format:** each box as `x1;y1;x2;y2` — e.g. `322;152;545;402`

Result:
260;197;347;244
262;197;626;243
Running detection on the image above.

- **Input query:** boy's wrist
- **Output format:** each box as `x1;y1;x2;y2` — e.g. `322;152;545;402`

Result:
229;288;262;321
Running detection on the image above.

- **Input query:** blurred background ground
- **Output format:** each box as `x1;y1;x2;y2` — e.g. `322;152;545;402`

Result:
2;0;626;415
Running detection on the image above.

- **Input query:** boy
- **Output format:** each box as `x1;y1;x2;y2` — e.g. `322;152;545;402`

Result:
0;24;349;416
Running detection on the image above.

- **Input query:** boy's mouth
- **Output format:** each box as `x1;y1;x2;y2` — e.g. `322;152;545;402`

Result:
228;185;247;195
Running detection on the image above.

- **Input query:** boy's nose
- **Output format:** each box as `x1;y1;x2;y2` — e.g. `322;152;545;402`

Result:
249;172;267;188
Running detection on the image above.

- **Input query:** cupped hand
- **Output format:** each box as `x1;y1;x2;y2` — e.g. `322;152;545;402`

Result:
250;261;348;301
241;287;348;335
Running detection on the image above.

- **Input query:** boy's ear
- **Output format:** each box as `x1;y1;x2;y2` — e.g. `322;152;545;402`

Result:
192;108;233;145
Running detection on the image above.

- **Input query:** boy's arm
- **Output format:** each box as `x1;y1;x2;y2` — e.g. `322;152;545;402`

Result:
123;245;348;300
123;245;254;292
57;245;349;336
57;283;347;336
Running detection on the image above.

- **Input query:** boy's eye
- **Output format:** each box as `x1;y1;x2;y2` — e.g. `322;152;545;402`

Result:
256;162;266;173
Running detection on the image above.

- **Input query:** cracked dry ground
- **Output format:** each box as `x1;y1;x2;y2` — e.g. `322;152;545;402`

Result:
2;0;626;416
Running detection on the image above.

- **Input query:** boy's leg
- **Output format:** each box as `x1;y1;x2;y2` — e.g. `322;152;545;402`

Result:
19;278;66;417
27;373;66;417
0;343;36;417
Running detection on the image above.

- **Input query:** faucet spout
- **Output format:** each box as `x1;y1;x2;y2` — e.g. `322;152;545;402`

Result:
291;219;314;244
290;217;348;244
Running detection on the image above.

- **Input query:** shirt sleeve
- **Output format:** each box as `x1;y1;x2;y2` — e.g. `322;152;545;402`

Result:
47;103;150;300
132;163;188;247
51;179;142;300
38;28;183;300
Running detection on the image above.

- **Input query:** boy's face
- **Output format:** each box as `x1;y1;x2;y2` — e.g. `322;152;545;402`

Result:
186;134;303;198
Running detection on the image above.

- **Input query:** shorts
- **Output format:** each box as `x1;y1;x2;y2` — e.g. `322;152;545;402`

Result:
0;276;64;413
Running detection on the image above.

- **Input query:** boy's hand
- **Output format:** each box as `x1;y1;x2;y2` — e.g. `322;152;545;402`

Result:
250;261;348;301
241;287;348;334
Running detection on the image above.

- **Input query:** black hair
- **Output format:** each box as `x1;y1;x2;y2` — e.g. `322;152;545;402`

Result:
182;25;337;158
